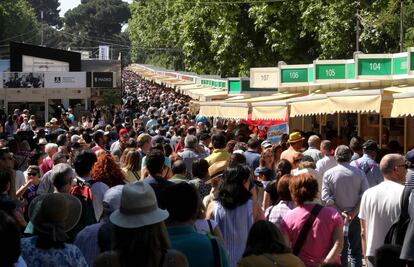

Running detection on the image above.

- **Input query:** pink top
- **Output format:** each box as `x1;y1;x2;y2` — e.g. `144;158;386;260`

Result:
39;158;53;174
281;204;343;267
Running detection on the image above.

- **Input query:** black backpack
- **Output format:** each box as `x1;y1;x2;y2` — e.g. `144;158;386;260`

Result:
384;186;412;245
375;186;412;266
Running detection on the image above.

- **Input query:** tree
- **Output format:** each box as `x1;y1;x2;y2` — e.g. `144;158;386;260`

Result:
0;0;38;51
128;0;414;76
63;0;130;53
27;0;62;28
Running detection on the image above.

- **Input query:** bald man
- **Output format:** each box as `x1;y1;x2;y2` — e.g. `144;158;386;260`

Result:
358;154;407;267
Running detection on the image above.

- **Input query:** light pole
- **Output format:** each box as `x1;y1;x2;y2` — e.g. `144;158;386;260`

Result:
400;0;404;52
356;9;360;52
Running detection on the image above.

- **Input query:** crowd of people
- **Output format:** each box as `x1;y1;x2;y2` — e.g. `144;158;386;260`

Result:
0;68;414;267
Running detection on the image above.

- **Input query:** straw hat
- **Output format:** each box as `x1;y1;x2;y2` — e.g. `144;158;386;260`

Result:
110;182;169;229
28;193;81;241
37;138;48;145
288;132;304;143
207;161;228;184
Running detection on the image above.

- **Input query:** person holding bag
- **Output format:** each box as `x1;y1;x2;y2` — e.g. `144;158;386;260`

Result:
280;173;344;267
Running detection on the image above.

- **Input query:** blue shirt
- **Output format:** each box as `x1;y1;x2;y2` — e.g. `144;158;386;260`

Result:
21;236;88;267
322;162;369;212
167;225;229;267
243;150;260;172
350;154;383;188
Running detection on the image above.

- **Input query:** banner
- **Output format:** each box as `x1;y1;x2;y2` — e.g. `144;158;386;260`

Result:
44;72;86;88
0;60;10;72
267;123;289;144
99;46;109;60
92;72;114;87
3;72;44;88
22;55;69;72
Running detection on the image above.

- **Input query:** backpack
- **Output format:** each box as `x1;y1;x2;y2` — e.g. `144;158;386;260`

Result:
375;186;412;266
68;178;97;241
384;186;411;245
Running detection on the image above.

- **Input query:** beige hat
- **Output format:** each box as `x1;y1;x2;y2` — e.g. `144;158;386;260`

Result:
207;160;228;184
38;138;48;145
110;181;169;229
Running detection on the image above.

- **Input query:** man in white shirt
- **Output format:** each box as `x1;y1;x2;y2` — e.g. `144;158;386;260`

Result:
359;154;407;267
316;140;337;177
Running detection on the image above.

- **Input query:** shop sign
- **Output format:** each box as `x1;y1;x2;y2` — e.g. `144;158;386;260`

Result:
357;54;392;77
250;67;279;88
315;63;346;80
92;72;114;88
44;72;86;88
281;68;308;83
393;53;408;75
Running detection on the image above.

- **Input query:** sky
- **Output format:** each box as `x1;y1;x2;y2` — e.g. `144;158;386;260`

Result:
59;0;133;16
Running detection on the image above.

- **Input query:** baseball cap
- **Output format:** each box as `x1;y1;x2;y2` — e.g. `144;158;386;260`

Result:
119;128;129;136
362;140;378;151
406;149;414;164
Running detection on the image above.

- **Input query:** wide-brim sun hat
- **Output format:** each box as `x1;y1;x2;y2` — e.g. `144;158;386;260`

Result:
288;132;304;143
110;181;169;229
28;193;82;234
206;160;228;184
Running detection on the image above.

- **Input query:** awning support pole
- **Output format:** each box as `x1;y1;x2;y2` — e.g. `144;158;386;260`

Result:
337;113;340;137
357;113;361;137
404;117;408;153
379;114;383;148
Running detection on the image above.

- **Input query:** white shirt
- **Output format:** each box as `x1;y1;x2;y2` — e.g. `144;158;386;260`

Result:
194;219;218;235
292;168;323;199
358;180;404;256
316;155;337;178
14;170;26;192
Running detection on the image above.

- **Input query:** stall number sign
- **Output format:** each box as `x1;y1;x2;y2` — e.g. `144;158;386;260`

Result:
358;58;392;76
411;52;414;71
250;68;278;88
393;57;408;75
281;68;308;83
315;64;346;80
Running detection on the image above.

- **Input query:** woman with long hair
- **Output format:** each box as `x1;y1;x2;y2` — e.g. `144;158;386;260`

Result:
237;220;304;267
121;149;141;183
94;182;188;267
262;159;292;210
90;154;125;221
206;164;265;267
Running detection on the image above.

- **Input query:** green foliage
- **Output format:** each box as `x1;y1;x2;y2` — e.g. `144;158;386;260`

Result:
28;0;62;28
0;0;39;48
128;0;414;77
64;0;130;48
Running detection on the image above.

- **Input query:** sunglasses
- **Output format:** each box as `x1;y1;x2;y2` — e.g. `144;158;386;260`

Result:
27;172;38;176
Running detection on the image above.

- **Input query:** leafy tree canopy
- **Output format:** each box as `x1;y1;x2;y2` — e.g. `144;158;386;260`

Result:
28;0;62;28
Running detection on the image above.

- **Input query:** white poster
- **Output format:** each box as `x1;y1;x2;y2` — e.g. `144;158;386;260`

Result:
22;56;69;72
99;46;109;60
44;72;86;88
250;67;279;88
